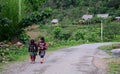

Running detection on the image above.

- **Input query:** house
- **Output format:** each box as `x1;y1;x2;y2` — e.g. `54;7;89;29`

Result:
115;17;120;21
97;14;109;18
82;15;93;20
51;19;58;24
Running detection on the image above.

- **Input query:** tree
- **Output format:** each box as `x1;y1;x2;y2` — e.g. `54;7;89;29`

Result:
107;0;120;9
25;0;47;11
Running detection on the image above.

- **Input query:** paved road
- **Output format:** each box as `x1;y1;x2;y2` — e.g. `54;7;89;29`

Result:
1;43;112;74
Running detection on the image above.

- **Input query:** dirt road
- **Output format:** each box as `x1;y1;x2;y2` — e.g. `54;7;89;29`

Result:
1;43;112;74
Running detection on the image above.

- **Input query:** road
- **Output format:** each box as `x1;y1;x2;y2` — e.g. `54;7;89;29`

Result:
1;43;112;74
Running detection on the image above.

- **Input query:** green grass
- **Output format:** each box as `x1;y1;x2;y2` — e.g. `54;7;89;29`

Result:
16;53;29;62
0;68;5;73
47;40;85;51
48;44;74;51
108;61;120;74
98;43;120;74
98;44;119;51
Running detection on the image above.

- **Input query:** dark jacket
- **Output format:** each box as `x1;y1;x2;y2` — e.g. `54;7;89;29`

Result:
28;43;38;52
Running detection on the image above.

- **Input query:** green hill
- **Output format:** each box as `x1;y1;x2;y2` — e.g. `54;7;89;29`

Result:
43;0;120;21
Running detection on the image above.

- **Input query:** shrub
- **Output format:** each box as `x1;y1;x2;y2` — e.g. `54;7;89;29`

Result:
52;27;71;40
0;46;27;63
52;27;62;39
60;32;71;40
19;31;30;44
74;30;85;41
20;8;52;28
103;22;120;41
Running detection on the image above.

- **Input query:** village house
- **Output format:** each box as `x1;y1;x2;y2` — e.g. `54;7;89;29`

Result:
82;15;93;20
115;17;120;21
51;19;58;25
97;14;109;18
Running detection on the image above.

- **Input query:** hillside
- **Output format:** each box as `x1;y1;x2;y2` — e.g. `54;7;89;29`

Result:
43;0;120;21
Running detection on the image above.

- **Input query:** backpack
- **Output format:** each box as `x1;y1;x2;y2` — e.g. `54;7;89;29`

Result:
29;44;37;52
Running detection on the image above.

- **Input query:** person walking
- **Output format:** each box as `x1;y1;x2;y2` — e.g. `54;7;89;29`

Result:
28;39;38;64
38;37;47;64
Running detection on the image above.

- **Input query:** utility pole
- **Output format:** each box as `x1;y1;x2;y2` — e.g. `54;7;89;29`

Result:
19;0;22;22
101;20;103;41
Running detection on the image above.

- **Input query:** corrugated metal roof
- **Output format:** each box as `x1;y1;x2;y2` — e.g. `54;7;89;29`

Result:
51;19;58;24
82;15;93;20
97;14;109;18
115;17;120;20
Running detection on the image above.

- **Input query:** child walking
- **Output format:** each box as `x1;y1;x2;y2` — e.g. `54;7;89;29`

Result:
38;37;47;64
28;39;38;64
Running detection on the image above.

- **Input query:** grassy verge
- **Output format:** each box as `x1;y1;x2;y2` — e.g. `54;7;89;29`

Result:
98;44;119;51
16;53;29;62
47;40;85;51
98;43;120;74
108;60;120;74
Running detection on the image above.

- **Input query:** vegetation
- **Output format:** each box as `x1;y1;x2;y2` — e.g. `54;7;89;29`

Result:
1;0;120;71
108;60;120;74
99;43;120;51
0;46;28;63
0;0;50;41
43;0;120;25
99;44;120;74
1;0;120;41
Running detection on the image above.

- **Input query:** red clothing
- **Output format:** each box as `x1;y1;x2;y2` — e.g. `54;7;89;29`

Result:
38;42;47;50
38;42;47;58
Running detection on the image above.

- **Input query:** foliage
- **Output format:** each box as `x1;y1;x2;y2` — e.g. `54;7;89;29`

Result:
0;46;27;63
60;32;71;40
20;8;52;28
74;30;85;41
19;31;30;44
99;43;120;74
0;0;50;41
52;27;71;40
52;27;62;39
98;44;118;51
0;0;25;41
91;17;103;23
108;61;120;74
43;0;120;23
48;39;83;51
25;0;47;11
107;0;120;9
104;22;120;41
46;0;80;9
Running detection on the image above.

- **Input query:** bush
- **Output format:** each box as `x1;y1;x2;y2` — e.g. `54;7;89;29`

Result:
104;22;120;41
0;46;27;63
74;30;85;41
20;8;52;28
19;31;30;44
91;17;103;23
61;32;71;40
52;27;71;40
52;27;62;39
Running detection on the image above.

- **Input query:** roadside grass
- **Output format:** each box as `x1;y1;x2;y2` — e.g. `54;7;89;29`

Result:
108;58;120;74
99;45;112;51
0;69;2;72
0;46;28;66
0;68;4;73
16;53;29;62
98;43;120;74
98;43;120;51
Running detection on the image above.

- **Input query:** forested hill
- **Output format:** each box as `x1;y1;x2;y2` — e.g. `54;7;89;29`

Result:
0;0;120;41
44;0;120;16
